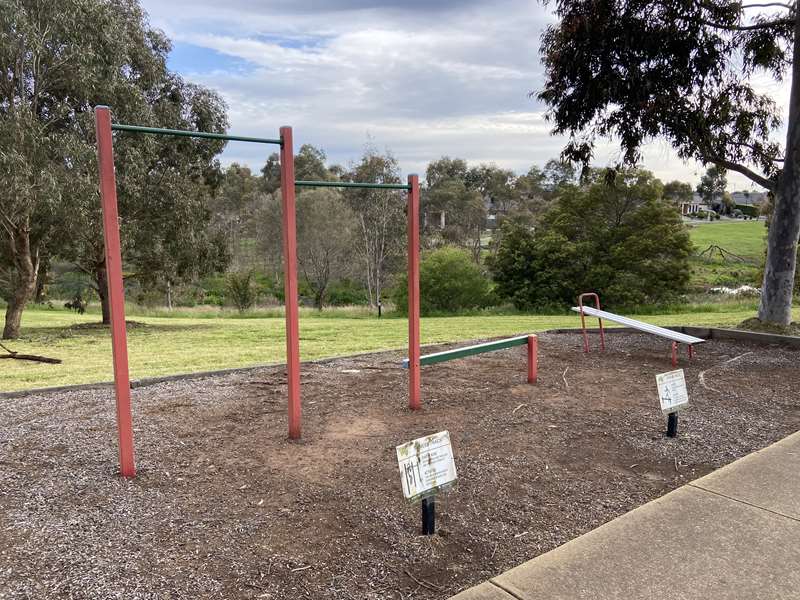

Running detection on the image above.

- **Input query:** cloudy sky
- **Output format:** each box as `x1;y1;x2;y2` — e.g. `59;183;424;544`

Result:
140;0;787;191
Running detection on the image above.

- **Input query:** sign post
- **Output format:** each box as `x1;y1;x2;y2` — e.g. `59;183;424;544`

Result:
656;369;689;438
396;431;457;535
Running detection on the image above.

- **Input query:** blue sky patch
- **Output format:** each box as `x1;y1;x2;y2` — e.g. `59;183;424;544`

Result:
168;42;253;75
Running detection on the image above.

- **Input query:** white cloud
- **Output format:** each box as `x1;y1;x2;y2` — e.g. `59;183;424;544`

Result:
141;0;787;191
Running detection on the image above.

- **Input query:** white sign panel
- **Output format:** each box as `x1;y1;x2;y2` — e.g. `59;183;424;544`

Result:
656;369;689;415
396;431;457;501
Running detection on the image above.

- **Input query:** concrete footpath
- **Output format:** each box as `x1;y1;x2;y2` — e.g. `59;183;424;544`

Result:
451;430;800;600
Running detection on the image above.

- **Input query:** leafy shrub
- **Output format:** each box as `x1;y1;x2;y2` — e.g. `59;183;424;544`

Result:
735;204;759;218
326;278;369;306
225;270;258;312
488;169;693;309
393;246;492;315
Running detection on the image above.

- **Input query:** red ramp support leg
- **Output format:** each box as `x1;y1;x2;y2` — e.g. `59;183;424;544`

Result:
527;334;538;384
407;174;421;410
577;293;605;353
95;106;136;478
280;126;302;439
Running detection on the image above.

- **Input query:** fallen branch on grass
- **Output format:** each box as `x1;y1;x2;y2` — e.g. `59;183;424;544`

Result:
698;244;752;263
0;342;62;364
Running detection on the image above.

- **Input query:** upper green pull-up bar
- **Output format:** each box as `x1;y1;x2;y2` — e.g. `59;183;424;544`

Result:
295;180;412;191
111;123;282;145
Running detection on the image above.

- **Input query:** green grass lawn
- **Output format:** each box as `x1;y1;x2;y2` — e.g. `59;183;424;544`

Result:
3;303;796;392
687;220;766;288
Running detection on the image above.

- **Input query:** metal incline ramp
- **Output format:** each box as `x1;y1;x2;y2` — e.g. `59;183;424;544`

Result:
571;306;705;345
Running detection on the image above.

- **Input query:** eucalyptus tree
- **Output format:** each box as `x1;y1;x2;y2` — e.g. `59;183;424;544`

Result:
422;172;486;262
1;0;230;334
1;0;170;336
295;188;357;309
343;148;406;307
539;0;799;325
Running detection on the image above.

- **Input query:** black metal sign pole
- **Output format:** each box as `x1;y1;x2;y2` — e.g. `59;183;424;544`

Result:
667;412;678;437
422;496;436;535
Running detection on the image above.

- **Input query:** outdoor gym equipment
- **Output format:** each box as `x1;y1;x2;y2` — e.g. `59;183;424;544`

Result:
572;292;704;367
402;334;539;385
94;105;422;478
292;177;422;411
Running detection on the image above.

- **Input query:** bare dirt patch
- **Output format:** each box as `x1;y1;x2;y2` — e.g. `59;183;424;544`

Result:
1;332;799;599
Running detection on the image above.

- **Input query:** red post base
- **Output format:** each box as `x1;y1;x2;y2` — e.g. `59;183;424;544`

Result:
527;334;538;384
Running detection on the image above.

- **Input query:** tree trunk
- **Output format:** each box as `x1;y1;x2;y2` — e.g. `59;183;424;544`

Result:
758;13;800;326
34;253;49;303
95;263;111;325
2;224;39;340
3;293;28;340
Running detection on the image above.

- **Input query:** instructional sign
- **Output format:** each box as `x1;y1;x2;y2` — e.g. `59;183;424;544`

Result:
396;431;457;501
656;369;689;414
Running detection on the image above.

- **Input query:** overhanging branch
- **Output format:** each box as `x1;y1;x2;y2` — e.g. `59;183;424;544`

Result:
740;2;795;9
707;155;776;190
700;17;794;30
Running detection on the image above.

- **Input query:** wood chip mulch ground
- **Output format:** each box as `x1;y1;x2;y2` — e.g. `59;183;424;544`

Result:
1;331;798;599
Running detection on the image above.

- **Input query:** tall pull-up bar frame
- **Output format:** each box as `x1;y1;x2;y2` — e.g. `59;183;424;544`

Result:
95;106;300;478
292;177;422;411
95;105;422;479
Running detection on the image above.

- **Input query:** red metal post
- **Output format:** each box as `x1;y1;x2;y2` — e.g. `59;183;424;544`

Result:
527;334;538;384
578;293;605;353
94;106;136;478
688;345;694;360
407;174;421;410
280;126;302;439
671;342;678;368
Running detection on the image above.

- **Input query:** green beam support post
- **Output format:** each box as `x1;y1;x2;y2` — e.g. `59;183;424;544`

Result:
111;123;282;145
295;180;412;191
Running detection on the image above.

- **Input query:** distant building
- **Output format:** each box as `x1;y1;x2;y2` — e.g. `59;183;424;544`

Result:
731;191;767;207
680;193;712;215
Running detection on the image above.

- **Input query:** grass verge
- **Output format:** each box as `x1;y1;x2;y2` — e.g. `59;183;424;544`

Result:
3;303;798;392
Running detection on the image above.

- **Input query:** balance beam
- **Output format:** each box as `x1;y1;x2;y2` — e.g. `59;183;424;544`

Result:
573;292;704;367
402;335;538;383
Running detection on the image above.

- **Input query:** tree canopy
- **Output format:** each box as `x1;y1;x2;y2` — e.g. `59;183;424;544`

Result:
489;169;692;309
0;0;231;334
538;0;799;325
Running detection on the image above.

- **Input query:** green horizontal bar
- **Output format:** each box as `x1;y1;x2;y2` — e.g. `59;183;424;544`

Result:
111;123;281;145
402;335;530;368
295;180;411;191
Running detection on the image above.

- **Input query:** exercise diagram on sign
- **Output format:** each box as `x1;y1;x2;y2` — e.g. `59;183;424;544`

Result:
396;431;457;502
656;369;689;415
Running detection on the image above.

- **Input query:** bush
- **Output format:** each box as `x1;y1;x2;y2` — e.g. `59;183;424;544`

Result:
225;270;258;312
326;279;369;306
393;246;492;315
735;204;759;218
488;169;693;310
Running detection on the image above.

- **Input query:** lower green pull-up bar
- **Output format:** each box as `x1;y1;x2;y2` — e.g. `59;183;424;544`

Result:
402;335;532;367
401;334;538;385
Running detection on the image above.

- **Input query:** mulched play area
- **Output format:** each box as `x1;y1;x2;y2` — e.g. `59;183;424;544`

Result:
1;331;799;599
